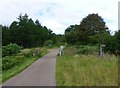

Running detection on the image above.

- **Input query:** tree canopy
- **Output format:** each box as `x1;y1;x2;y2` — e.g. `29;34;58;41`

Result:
2;14;55;48
65;13;110;45
2;13;120;55
64;13;120;55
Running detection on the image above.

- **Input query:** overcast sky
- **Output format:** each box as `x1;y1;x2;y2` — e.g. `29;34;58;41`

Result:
0;0;119;34
118;1;120;29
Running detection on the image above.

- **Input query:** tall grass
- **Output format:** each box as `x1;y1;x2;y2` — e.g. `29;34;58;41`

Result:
65;45;99;55
0;61;1;84
0;47;2;84
56;47;118;86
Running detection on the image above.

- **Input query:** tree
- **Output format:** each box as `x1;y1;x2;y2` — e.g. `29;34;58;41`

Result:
2;26;11;46
64;14;109;45
35;19;41;27
115;30;120;54
65;24;79;44
77;13;109;44
2;14;55;48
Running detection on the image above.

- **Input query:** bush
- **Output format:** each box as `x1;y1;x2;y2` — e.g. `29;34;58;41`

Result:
56;42;66;47
2;43;21;57
44;40;53;47
2;56;23;71
2;48;42;71
29;48;41;57
63;47;77;56
76;45;99;55
21;48;41;57
76;46;88;54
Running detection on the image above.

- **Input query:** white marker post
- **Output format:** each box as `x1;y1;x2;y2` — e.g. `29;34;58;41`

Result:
59;46;64;57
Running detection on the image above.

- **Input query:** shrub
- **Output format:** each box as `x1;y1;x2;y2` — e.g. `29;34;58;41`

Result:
21;48;41;57
76;46;88;54
44;40;53;47
56;42;66;47
63;47;77;56
76;45;98;55
30;48;41;57
2;43;21;57
2;56;23;71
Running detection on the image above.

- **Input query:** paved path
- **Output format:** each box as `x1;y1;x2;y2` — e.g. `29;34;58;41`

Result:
3;49;59;86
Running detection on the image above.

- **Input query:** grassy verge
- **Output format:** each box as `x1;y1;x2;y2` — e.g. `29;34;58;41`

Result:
56;49;118;86
0;61;1;84
0;48;2;84
2;47;48;83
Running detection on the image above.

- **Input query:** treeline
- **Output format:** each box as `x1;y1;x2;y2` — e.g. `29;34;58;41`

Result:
2;14;64;48
2;13;120;55
65;13;120;55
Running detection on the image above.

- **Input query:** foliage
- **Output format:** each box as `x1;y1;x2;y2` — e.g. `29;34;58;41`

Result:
0;47;1;84
64;13;119;55
44;40;53;47
51;34;66;46
104;30;120;55
76;45;98;55
65;25;79;44
20;48;42;57
2;47;47;71
64;45;98;55
2;56;24;71
56;42;66;47
2;14;55;48
2;47;48;82
65;13;109;45
115;30;120;55
2;43;21;57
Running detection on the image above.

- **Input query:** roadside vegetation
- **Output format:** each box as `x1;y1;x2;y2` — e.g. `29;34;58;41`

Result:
56;46;118;86
1;14;64;83
0;47;2;84
1;13;120;86
56;13;119;86
2;43;48;82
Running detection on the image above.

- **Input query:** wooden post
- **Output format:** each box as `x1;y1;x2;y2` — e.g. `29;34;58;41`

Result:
100;45;105;59
96;52;99;57
108;53;110;60
59;49;62;56
100;46;103;59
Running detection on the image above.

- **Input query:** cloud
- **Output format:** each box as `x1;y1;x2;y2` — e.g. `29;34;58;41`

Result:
41;20;66;34
119;1;120;29
0;0;119;34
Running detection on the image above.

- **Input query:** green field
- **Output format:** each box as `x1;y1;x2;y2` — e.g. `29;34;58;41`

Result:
56;47;118;86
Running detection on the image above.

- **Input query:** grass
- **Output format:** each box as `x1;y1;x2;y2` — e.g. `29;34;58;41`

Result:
2;47;48;83
0;48;2;84
56;48;118;86
0;59;1;84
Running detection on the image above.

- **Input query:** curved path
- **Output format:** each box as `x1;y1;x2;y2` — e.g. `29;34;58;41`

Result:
3;49;59;86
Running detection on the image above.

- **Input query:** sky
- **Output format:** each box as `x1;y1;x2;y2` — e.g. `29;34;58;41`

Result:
118;1;120;29
0;0;119;34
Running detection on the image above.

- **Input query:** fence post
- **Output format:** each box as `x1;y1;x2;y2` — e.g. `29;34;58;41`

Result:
108;53;110;60
100;45;105;59
59;46;65;57
59;49;62;56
